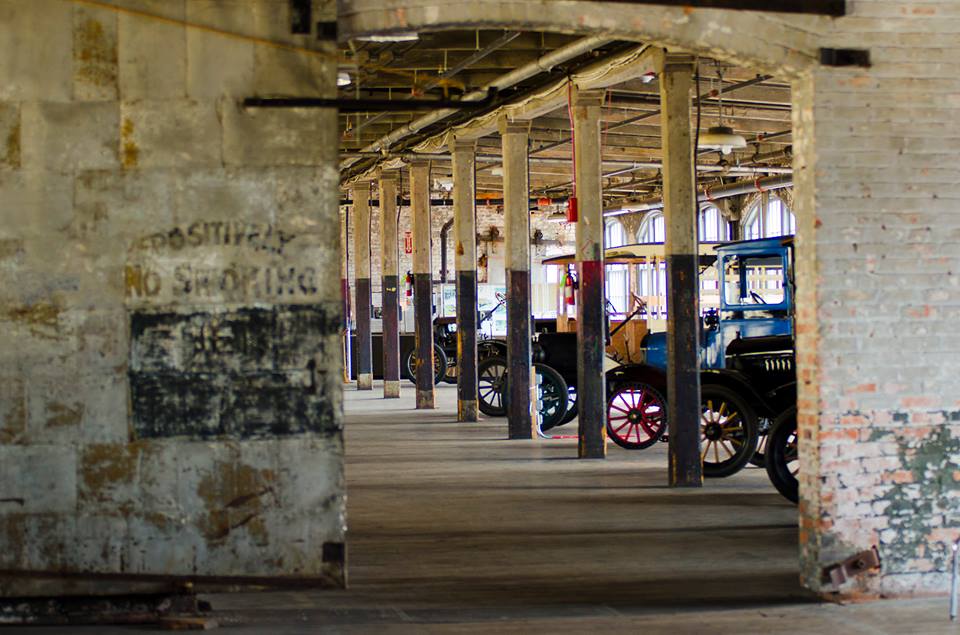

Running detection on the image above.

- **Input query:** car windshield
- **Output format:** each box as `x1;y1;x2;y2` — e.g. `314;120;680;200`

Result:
723;254;785;306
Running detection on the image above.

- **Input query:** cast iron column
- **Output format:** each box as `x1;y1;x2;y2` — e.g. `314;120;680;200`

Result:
352;181;373;390
660;53;702;487
379;169;401;398
451;138;479;421
500;119;534;439
410;160;436;408
573;87;607;459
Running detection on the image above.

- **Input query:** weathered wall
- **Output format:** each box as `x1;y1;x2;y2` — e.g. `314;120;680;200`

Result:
794;0;960;596
0;0;345;594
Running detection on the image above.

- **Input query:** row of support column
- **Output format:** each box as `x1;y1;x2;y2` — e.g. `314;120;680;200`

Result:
500;120;535;439
379;170;401;399
343;50;702;486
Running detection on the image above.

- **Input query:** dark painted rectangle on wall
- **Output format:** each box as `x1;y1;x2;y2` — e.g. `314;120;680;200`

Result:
129;305;340;440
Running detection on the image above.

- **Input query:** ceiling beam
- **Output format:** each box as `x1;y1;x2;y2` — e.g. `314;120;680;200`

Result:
579;0;844;16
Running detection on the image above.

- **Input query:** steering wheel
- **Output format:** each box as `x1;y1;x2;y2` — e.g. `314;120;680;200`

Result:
495;292;505;303
749;290;767;305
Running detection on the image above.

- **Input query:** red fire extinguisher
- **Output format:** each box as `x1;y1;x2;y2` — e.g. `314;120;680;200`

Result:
563;268;576;306
405;271;414;297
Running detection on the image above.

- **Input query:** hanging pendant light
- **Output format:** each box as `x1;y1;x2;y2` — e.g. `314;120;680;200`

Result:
698;66;747;155
699;125;747;155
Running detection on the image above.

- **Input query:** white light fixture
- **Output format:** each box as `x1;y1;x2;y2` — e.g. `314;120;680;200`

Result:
697;66;747;155
639;71;657;84
359;32;419;43
699;125;747;155
337;71;351;87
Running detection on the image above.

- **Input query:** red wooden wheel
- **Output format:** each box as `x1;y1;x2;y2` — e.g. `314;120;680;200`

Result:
606;382;667;450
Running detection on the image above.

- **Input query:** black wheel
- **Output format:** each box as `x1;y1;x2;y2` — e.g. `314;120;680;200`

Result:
749;417;773;467
765;407;799;504
558;385;578;426
606;382;667;450
700;385;759;478
535;364;568;432
477;356;508;416
405;344;446;386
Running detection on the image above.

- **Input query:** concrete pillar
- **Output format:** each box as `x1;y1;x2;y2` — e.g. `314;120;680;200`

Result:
572;87;607;459
379;170;401;398
352;181;373;390
450;138;479;421
0;3;345;595
340;205;352;383
659;53;702;487
499;118;534;439
409;160;435;409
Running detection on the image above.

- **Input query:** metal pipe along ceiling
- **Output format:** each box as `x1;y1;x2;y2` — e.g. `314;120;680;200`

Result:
340;35;614;170
604;174;793;216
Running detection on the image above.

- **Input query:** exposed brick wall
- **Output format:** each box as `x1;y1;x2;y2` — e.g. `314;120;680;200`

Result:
795;0;960;596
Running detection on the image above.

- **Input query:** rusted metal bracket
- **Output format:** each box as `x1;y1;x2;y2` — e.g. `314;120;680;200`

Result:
243;88;499;112
823;547;881;587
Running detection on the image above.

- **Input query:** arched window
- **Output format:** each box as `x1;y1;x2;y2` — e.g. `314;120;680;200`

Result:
743;194;795;239
637;211;664;243
604;219;629;316
604;218;627;249
698;205;731;242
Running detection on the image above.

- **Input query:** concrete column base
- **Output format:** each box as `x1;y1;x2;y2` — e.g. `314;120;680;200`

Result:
384;381;400;398
416;389;435;409
357;374;373;390
458;400;478;422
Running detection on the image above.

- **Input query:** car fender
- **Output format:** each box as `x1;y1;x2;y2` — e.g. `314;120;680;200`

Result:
606;363;667;395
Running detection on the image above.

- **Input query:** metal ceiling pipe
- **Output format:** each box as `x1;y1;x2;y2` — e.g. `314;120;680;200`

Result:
348;31;523;138
605;174;793;216
341;35;613;170
341;151;791;174
751;146;793;163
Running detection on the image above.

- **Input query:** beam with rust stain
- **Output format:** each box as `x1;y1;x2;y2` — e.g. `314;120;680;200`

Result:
572;87;607;459
500;118;534;439
574;0;844;15
379;170;401;398
659;53;703;487
352;181;373;391
410;160;436;408
451;138;479;422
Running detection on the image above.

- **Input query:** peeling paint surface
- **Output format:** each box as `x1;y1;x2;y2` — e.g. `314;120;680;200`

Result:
130;305;340;440
0;1;344;596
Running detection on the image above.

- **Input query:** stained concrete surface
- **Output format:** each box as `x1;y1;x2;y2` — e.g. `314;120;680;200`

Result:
9;382;958;632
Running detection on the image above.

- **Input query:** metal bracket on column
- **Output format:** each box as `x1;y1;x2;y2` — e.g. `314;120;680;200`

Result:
822;547;881;587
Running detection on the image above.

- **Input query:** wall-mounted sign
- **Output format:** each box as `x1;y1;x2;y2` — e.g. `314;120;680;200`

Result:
404;231;413;254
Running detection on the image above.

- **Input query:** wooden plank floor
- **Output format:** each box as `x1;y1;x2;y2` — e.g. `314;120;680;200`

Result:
14;382;957;633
